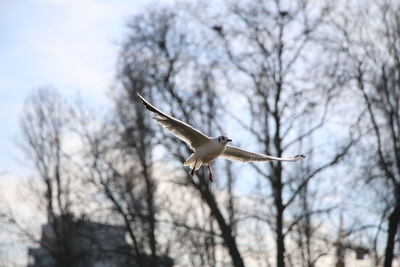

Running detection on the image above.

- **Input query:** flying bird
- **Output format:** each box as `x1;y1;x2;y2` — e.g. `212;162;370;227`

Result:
137;93;305;182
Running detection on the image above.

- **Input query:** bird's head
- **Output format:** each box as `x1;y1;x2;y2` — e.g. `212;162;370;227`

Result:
217;135;232;145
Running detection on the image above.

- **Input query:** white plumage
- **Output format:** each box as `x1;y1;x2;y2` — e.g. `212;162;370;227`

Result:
137;93;305;182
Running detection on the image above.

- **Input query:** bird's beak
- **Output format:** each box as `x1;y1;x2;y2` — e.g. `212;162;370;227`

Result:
227;139;232;142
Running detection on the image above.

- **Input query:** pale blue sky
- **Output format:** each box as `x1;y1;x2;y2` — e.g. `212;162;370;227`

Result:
0;0;169;208
0;1;161;263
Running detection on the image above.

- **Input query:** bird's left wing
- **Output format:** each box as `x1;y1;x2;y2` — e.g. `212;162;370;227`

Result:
137;93;211;149
221;145;305;162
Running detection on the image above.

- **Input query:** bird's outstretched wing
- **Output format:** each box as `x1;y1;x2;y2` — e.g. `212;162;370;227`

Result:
221;145;305;162
137;93;211;149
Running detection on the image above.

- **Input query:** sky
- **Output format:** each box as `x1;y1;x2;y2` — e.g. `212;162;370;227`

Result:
0;1;384;265
0;0;167;201
0;0;356;222
0;0;166;263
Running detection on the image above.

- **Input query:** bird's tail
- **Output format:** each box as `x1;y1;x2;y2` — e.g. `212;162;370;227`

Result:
184;154;202;170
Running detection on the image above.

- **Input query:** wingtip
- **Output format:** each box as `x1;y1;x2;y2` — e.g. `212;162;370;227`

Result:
295;154;306;159
136;92;166;116
136;92;150;107
137;92;145;101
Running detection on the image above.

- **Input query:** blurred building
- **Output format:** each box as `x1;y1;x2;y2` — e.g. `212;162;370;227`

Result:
27;214;173;267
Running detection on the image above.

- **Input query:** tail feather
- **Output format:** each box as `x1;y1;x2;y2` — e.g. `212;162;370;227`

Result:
183;154;195;166
184;154;202;170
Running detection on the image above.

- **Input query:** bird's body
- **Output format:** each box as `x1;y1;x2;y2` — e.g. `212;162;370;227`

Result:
184;138;227;169
137;93;305;182
194;138;227;164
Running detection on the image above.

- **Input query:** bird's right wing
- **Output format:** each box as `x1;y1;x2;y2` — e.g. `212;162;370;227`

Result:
221;145;305;162
137;93;211;149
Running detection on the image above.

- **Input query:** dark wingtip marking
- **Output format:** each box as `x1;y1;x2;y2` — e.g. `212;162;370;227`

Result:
137;93;147;106
137;93;161;114
295;154;306;158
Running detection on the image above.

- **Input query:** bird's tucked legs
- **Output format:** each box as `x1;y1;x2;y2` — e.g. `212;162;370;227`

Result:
207;165;213;182
191;159;198;176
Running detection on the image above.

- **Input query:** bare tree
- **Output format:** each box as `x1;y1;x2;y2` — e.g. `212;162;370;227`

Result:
288;175;334;267
327;0;400;266
118;6;245;267
208;1;354;266
115;1;363;266
18;88;78;267
116;66;159;262
73;87;173;266
17;1;398;267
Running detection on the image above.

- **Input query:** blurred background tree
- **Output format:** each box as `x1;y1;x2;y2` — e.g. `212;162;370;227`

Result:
326;1;400;266
3;0;400;267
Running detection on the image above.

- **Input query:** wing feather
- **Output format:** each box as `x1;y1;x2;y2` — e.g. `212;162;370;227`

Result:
221;145;305;162
137;93;211;149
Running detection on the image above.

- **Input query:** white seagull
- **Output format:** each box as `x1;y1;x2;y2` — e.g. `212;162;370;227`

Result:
137;93;305;182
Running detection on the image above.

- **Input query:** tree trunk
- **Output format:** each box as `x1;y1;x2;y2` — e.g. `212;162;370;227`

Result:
195;179;245;267
383;201;400;267
275;179;285;267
